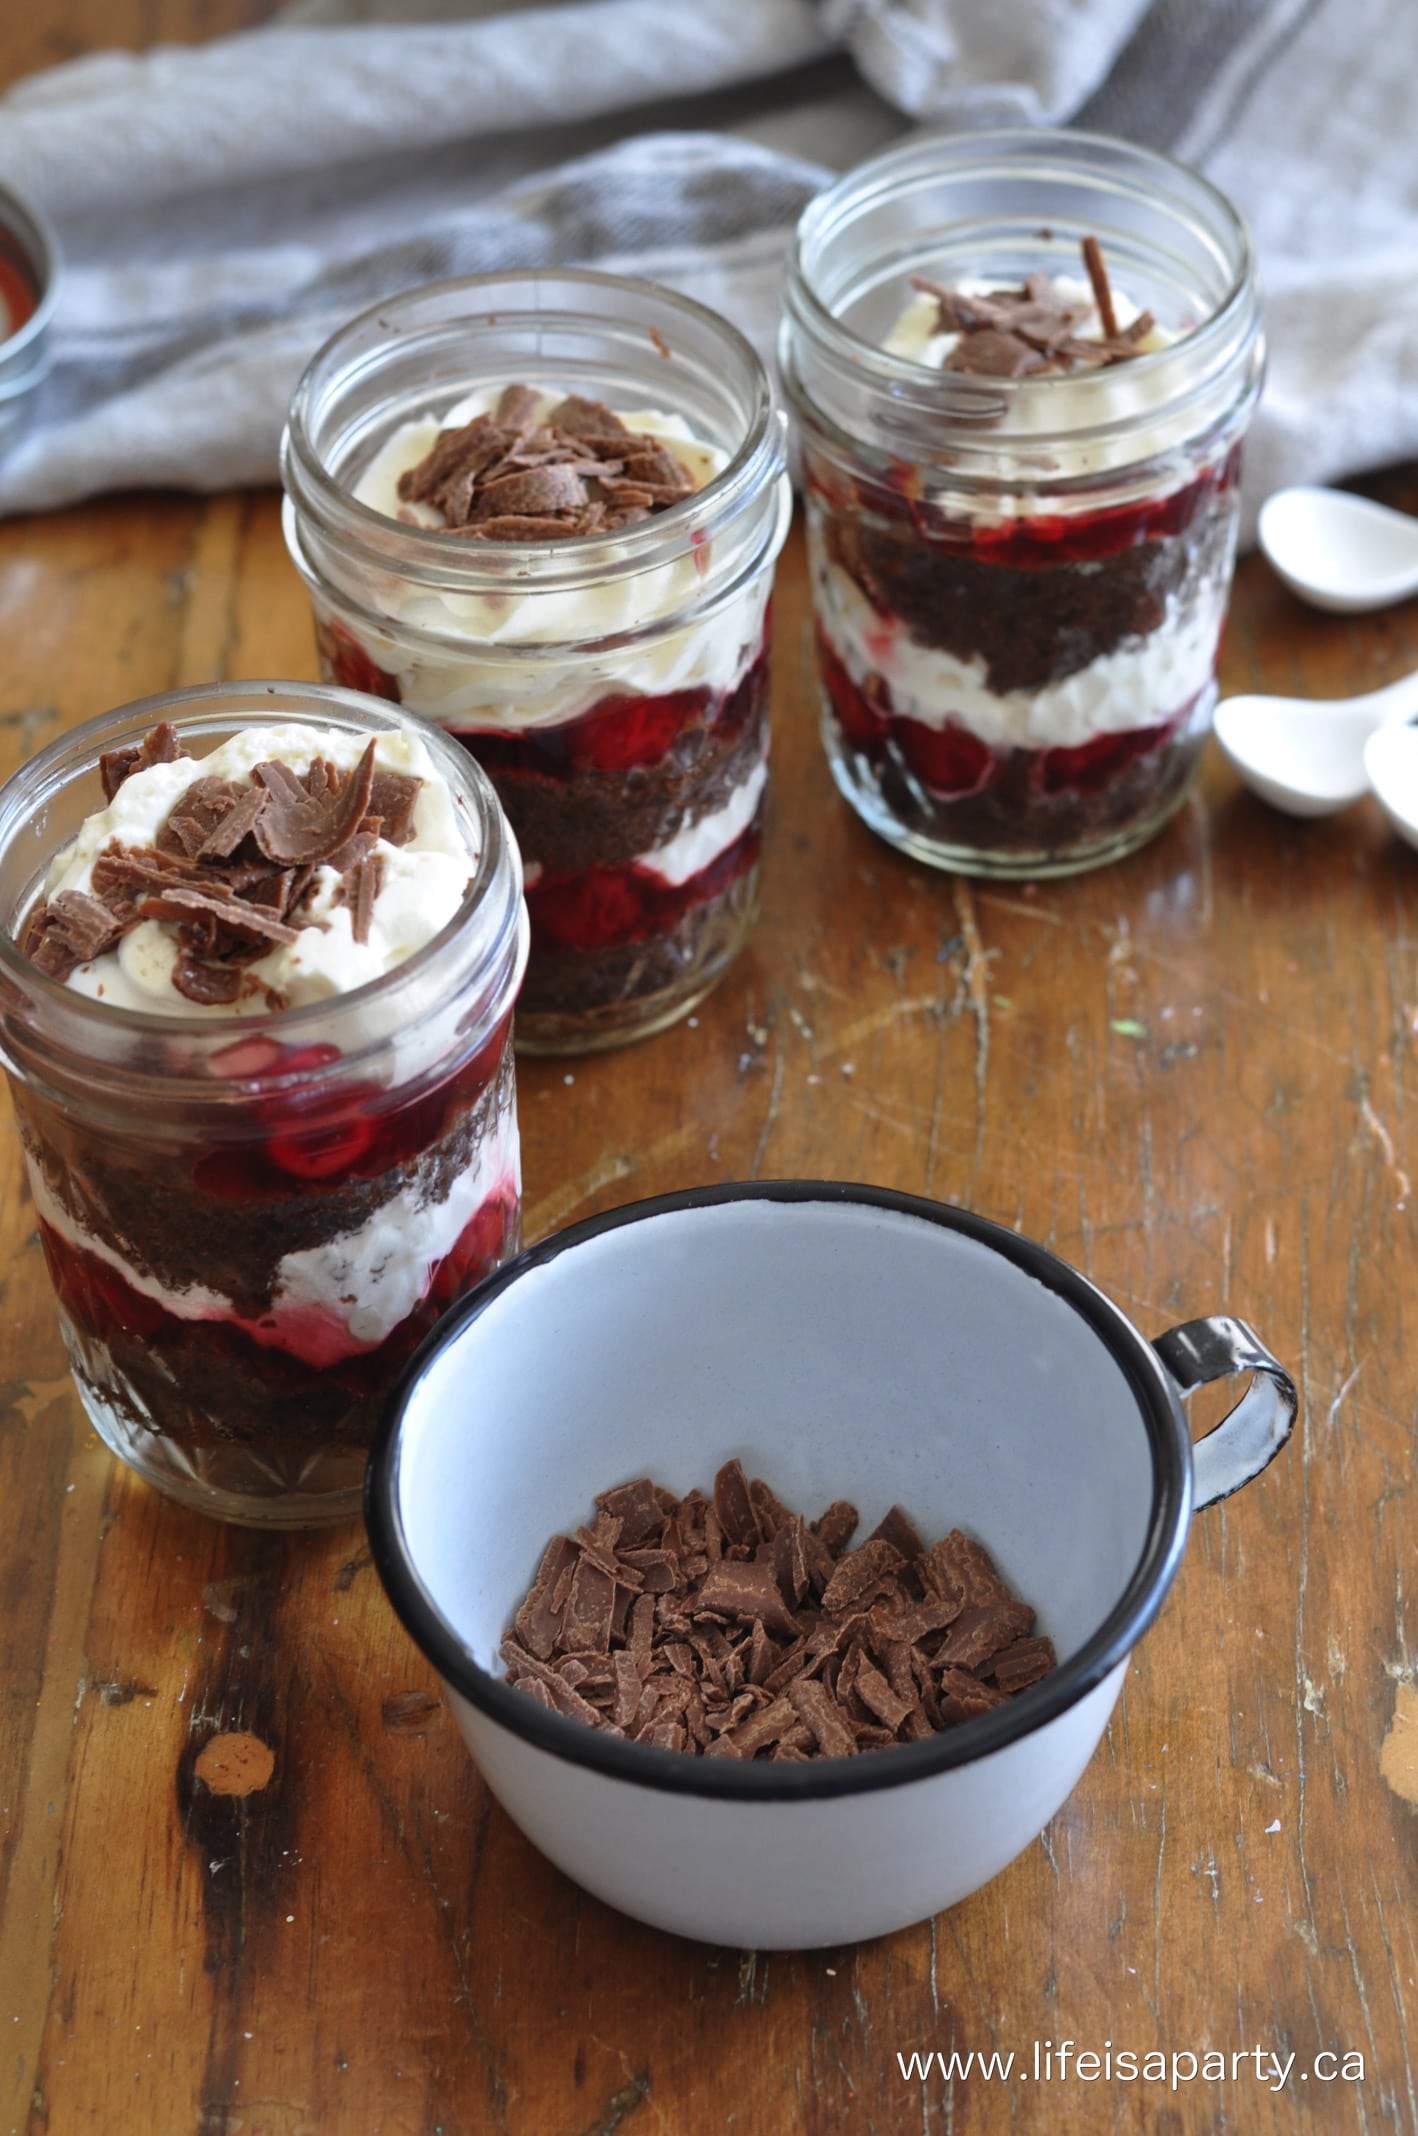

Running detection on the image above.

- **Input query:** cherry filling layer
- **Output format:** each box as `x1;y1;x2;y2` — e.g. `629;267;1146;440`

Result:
810;449;1242;571
818;630;1196;801
191;1014;511;1200
40;1176;518;1380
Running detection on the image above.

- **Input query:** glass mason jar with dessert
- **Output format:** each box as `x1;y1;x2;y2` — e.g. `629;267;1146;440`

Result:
781;129;1264;877
281;271;791;1053
0;682;527;1527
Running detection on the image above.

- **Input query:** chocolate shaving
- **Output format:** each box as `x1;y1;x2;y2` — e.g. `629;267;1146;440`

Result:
812;1500;859;1556
502;1464;1054;1762
547;394;627;437
712;1458;758;1549
934;1599;1035;1673
198;783;269;860
494;383;542;429
340;850;385;947
596;1477;665;1547
395;382;696;540
469;464;590;521
253;741;376;866
99;721;186;803
990;1636;1058;1693
21;889;126;981
820;1539;904;1613
1081;233;1119;339
912;234;1156;377
136;885;299;948
695;1561;800;1640
367;768;422;847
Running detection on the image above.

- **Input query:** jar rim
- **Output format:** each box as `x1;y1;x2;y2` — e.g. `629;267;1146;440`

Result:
282;268;786;596
784;126;1260;455
0;680;527;1071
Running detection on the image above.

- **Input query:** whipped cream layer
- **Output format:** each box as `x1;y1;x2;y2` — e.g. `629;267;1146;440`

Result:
812;535;1222;751
29;1102;519;1365
44;723;473;1016
883;274;1186;485
521;751;768;897
343;387;769;729
637;753;768;886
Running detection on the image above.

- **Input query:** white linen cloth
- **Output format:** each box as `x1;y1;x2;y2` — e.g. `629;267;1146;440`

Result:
0;0;1415;528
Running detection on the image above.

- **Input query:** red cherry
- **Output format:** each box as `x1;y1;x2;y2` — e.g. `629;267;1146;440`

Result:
320;618;401;703
565;689;703;772
817;631;890;747
895;717;996;798
527;869;651;952
209;1035;287;1079
40;1224;166;1341
267;1110;377;1181
272;1042;343;1076
1032;724;1168;796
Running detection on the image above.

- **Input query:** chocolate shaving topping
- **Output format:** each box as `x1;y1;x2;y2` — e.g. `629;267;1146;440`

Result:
1081;233;1119;339
21;890;126;981
253;741;377;866
197;783;269;860
340;849;385;947
494;382;542;429
136;884;299;948
367;767;421;847
912;234;1157;378
396;382;696;540
99;720;187;803
17;723;423;997
548;394;628;437
502;1466;1054;1761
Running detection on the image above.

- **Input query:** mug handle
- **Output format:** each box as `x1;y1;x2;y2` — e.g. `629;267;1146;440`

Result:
1152;1316;1298;1510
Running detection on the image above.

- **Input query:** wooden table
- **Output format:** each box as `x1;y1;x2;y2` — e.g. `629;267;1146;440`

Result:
3;22;1417;2136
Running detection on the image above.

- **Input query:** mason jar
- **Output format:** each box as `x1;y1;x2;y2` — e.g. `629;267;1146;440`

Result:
781;129;1264;878
282;272;791;1053
0;682;527;1527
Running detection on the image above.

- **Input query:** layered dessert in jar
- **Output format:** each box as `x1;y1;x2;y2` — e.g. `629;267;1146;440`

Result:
782;130;1264;876
282;273;790;1051
0;684;527;1526
0;178;57;449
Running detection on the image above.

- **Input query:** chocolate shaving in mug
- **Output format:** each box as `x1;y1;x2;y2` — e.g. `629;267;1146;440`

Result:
501;1462;1055;1760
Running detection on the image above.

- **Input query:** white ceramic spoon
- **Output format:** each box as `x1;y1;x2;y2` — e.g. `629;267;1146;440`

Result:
1258;486;1418;614
1213;670;1418;817
1364;722;1418;850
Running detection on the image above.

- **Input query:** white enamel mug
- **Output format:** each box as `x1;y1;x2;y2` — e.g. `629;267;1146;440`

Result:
366;1184;1296;1950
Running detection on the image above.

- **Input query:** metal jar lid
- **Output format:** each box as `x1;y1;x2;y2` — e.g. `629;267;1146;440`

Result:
0;181;60;452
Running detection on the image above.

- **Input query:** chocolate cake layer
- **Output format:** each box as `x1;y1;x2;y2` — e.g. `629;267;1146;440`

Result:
823;487;1235;697
518;865;759;1021
16;1046;514;1318
480;670;768;879
53;1191;520;1459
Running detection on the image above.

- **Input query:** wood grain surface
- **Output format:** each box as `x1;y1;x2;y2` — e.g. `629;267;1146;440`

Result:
1;15;1416;2136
